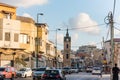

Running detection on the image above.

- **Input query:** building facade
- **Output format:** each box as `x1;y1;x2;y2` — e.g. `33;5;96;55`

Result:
104;38;120;67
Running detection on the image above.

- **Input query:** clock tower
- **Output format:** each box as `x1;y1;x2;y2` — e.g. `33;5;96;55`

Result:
63;29;71;67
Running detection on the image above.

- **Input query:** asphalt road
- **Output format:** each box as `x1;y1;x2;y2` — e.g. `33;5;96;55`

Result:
14;77;32;80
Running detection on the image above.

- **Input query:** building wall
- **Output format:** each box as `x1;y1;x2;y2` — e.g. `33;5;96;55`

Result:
17;16;36;52
0;18;20;48
0;3;16;19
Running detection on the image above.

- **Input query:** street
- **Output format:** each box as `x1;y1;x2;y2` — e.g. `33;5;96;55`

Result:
14;72;111;80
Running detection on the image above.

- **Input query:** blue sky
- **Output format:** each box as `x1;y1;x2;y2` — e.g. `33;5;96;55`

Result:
1;0;120;50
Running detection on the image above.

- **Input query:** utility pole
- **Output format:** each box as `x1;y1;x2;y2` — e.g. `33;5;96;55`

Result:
105;11;114;80
109;12;114;80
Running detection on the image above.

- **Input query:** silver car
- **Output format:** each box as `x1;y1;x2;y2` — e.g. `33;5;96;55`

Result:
32;67;50;80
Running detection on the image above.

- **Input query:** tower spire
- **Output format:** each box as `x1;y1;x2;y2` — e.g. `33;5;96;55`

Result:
66;28;69;37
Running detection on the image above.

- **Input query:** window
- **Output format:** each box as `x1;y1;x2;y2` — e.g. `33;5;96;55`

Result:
66;54;69;59
4;13;11;19
14;33;19;42
5;32;10;41
66;44;68;48
20;34;28;44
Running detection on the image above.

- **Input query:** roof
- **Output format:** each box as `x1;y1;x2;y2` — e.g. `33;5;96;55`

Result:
16;16;35;24
75;53;90;57
0;2;16;8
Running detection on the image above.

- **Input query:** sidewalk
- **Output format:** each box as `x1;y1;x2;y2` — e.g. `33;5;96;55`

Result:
101;74;120;80
101;74;110;80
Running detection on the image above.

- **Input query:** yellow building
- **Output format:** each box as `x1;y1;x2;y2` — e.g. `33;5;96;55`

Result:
0;2;62;69
35;23;49;67
0;2;36;68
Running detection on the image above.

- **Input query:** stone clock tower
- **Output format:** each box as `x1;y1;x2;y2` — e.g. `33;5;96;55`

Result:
63;29;71;67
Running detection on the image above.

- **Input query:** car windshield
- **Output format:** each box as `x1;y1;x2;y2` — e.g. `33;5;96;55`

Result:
63;67;70;69
93;67;101;70
35;68;46;71
45;70;59;75
19;68;26;71
0;68;5;71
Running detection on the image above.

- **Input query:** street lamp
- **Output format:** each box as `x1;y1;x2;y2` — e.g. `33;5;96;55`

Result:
55;28;61;68
36;13;44;68
11;52;16;67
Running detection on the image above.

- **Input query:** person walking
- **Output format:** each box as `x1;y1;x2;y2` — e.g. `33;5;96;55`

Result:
112;63;120;80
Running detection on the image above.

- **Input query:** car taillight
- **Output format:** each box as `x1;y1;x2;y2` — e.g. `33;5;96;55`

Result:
43;74;47;78
56;74;61;78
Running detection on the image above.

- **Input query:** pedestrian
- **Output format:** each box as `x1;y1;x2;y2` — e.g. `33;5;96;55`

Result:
112;63;120;80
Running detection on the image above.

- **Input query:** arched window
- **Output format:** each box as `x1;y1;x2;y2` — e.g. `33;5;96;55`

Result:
66;54;69;59
66;44;68;48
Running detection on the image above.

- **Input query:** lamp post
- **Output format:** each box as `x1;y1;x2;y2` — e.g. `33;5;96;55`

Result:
0;52;2;66
55;28;61;68
36;13;43;68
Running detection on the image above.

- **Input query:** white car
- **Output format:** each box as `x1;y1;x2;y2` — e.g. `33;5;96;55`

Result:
92;67;102;75
17;68;33;78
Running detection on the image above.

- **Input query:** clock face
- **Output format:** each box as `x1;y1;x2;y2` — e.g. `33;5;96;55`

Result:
66;38;69;41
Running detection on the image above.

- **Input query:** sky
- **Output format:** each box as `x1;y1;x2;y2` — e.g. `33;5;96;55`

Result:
1;0;120;50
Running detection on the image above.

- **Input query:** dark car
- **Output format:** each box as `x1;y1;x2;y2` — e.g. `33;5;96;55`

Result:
41;69;66;80
62;67;71;74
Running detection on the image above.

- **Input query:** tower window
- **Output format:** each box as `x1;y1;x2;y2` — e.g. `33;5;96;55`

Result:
66;54;69;59
66;44;68;48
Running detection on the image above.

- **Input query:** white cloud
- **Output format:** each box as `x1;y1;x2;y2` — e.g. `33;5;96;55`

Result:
22;13;33;18
71;33;78;44
0;0;48;8
88;42;96;46
114;28;120;36
57;34;64;45
69;13;100;34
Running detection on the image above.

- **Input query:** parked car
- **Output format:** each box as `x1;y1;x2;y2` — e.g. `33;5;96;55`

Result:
41;69;66;80
32;67;50;80
71;68;79;73
86;66;93;72
16;67;32;78
92;67;102;75
0;66;16;80
62;67;71;74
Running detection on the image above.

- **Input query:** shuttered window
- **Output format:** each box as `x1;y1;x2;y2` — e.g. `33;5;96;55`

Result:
5;32;10;41
14;33;19;42
0;30;2;40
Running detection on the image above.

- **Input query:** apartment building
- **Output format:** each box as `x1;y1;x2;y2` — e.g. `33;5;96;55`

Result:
104;38;120;67
0;2;63;69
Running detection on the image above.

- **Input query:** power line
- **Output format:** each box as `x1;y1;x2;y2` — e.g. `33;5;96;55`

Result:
49;23;106;31
113;0;116;17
